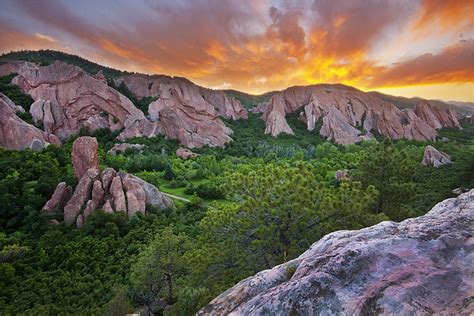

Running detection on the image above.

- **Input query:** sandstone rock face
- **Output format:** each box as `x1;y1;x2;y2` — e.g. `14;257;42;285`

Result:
115;74;247;120
200;190;474;315
148;84;233;148
255;84;459;145
108;143;146;156
110;176;127;212
42;182;72;213
421;145;452;167
45;137;173;225
63;168;98;225
414;100;460;129
72;136;99;180
0;61;159;142
176;147;199;160
0;93;50;150
116;74;247;147
122;173;146;216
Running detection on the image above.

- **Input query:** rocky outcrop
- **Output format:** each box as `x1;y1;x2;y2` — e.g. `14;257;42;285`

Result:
0;61;160;142
176;147;199;160
108;143;146;155
42;182;73;213
255;84;460;145
200;190;474;315
43;137;173;227
421;145;452;167
0;93;50;150
148;83;233;148
115;74;247;120
71;136;99;180
114;74;247;147
414;100;460;129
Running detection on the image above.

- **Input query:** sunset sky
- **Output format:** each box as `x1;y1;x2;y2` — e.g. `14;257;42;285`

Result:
0;0;473;101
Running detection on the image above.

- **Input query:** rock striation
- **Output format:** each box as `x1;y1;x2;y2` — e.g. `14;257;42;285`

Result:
254;85;460;145
43;137;173;227
0;61;160;142
116;74;247;147
200;190;474;315
421;145;452;167
0;93;51;150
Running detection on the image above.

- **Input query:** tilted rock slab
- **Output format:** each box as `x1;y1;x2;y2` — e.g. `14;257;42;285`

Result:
116;74;247;147
199;190;474;315
0;93;51;150
115;74;247;120
148;83;233;148
71;136;99;180
0;61;160;142
255;84;460;145
421;145;452;168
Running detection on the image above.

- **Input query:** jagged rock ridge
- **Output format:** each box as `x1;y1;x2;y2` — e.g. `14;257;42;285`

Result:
199;189;474;315
116;74;248;148
43;136;173;227
0;60;160;142
0;93;59;150
254;85;461;145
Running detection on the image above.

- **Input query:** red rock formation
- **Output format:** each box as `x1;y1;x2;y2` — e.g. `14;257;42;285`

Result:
414;100;460;129
0;93;50;150
42;182;73;213
148;83;233;148
71;136;99;180
176;147;199;160
255;84;459;145
0;61;159;142
44;137;173;226
421;145;452;167
115;74;248;120
63;168;98;225
200;190;474;315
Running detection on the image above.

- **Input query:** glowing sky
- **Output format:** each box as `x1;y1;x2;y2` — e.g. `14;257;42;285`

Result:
0;0;473;101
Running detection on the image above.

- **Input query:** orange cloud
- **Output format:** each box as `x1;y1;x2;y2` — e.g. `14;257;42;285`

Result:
366;40;474;88
415;0;474;31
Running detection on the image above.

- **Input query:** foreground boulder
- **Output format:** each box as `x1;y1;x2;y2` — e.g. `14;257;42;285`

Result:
0;61;160;142
199;190;474;315
421;145;452;167
254;84;460;145
0;93;50;150
43;136;173;226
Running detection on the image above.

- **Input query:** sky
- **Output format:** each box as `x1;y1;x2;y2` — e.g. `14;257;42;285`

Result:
0;0;473;101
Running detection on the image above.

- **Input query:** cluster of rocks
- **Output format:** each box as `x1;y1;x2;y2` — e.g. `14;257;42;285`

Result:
421;145;452;168
42;136;173;227
253;85;461;145
0;93;60;150
200;189;474;315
